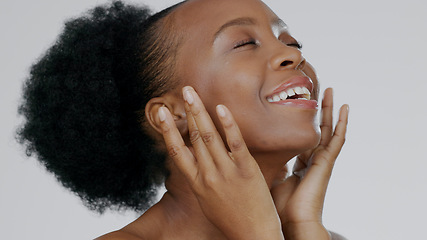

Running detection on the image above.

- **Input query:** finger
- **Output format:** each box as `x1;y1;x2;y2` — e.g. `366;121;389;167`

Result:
158;106;197;180
183;86;231;170
300;104;349;196
320;88;334;147
216;105;253;167
324;104;349;160
185;103;217;172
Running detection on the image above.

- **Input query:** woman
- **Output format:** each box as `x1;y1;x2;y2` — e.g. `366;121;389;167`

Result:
17;0;349;239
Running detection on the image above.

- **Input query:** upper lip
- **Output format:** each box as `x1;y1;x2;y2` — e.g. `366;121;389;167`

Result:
266;75;314;100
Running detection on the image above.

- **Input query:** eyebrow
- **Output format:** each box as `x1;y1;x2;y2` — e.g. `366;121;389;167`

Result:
213;17;257;40
213;17;288;41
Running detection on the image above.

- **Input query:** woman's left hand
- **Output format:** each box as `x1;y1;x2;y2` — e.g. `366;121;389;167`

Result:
270;88;349;240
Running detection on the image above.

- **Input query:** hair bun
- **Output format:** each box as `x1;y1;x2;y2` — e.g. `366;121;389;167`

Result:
17;1;168;213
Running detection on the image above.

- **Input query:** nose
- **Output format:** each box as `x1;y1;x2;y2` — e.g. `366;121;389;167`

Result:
269;45;305;71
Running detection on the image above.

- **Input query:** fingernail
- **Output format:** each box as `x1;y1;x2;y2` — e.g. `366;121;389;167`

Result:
217;105;226;117
158;107;166;122
183;87;194;105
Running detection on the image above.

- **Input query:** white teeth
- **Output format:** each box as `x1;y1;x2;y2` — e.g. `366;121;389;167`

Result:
267;86;311;103
295;87;304;95
286;89;296;97
279;91;288;100
302;87;310;94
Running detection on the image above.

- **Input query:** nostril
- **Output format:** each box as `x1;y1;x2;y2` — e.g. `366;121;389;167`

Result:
280;60;293;67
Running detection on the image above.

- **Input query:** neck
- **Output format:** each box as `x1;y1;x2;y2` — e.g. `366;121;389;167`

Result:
153;152;295;239
253;150;298;188
161;165;228;240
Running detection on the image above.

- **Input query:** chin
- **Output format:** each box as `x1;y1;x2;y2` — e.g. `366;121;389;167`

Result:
287;127;321;153
246;124;321;156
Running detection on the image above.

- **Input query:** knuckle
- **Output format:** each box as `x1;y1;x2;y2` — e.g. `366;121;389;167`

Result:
320;124;332;130
229;139;243;151
315;157;334;169
161;124;171;134
191;107;203;118
239;168;257;180
201;131;215;144
189;129;202;144
167;145;181;158
203;173;219;188
335;134;346;145
325;159;336;169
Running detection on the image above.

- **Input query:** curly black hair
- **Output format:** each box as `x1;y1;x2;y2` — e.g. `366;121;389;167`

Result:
17;0;186;213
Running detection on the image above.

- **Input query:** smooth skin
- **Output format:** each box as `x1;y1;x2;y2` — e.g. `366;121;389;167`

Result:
172;0;323;160
96;0;349;239
158;87;283;240
97;87;348;240
271;88;349;239
156;87;348;240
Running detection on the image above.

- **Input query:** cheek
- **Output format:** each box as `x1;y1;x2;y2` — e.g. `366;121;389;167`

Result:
184;55;320;153
303;62;319;101
195;59;262;111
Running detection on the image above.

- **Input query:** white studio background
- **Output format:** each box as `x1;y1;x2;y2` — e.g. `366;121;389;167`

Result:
1;0;426;239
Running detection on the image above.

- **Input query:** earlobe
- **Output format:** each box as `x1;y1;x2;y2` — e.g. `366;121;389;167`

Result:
145;94;188;136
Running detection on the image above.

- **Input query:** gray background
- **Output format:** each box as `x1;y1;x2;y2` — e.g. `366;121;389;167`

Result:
1;0;426;239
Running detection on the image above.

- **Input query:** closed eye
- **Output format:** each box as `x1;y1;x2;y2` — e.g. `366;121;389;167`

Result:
287;41;303;49
234;38;257;49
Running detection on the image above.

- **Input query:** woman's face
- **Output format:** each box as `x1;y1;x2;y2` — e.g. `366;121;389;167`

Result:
172;0;321;155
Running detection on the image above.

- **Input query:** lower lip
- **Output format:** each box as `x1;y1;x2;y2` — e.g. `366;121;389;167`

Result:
271;99;318;109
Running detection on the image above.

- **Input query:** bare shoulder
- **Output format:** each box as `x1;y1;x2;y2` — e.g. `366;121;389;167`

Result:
94;230;144;240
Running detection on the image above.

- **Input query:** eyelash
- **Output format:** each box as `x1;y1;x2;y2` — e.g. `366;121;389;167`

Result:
287;42;303;49
234;39;303;50
234;38;258;49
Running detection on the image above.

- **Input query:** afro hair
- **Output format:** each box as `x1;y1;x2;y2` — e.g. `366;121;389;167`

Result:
17;0;185;213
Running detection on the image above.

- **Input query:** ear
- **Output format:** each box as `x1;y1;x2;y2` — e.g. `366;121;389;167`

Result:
145;91;188;136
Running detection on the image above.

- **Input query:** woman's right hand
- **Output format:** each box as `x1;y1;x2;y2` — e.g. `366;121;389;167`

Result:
158;86;284;240
270;88;349;240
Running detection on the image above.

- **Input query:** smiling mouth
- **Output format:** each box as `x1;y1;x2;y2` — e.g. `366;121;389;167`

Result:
267;86;311;103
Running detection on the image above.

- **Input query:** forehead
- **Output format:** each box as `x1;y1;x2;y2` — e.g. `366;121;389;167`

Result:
169;0;283;85
172;0;279;37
